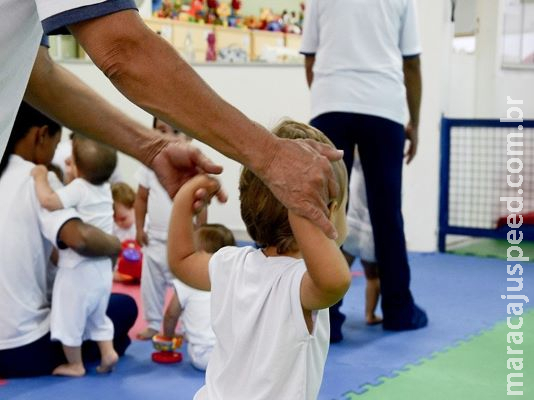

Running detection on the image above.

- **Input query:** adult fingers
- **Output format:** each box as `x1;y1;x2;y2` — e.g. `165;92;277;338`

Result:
301;202;338;240
304;139;344;162
188;147;223;175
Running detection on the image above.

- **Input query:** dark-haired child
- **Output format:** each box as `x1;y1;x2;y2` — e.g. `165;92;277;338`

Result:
31;134;118;377
163;223;235;371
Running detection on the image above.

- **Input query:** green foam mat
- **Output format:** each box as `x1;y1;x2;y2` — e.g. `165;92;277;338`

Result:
345;309;533;399
449;238;534;260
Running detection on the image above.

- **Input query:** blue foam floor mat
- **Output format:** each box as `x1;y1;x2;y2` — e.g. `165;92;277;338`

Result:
2;252;532;399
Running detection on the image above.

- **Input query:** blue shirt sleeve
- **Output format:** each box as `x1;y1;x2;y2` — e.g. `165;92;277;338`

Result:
40;34;50;48
42;0;137;36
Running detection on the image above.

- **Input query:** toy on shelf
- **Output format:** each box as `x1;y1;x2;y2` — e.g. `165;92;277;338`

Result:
217;2;231;25
205;0;220;24
157;0;182;19
116;240;143;282
188;0;204;21
206;32;217;61
151;334;183;364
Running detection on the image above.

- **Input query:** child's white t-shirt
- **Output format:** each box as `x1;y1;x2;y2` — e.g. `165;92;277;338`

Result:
136;166;172;241
172;279;215;347
195;246;329;400
55;178;113;269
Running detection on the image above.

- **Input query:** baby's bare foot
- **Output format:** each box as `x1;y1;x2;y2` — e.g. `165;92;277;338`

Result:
96;350;119;374
53;363;86;377
136;328;158;340
366;315;383;326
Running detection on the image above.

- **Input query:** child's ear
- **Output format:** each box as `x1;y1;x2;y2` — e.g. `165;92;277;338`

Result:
328;200;339;222
35;125;49;145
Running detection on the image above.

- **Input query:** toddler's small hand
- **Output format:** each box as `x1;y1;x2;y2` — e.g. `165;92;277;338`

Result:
31;165;48;178
177;174;226;213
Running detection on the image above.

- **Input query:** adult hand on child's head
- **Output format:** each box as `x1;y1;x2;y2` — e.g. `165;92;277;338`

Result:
255;138;343;240
150;140;226;203
30;165;48;178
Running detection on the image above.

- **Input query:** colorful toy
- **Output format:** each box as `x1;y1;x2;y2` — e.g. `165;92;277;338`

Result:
116;240;143;281
151;334;183;364
206;32;217;61
188;0;204;20
217;2;231;25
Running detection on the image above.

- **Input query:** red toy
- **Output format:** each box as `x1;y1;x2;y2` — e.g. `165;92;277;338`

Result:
117;240;143;281
151;334;183;364
206;32;217;61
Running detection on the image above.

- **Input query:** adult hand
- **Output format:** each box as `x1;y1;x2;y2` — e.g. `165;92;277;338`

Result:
150;140;227;207
136;230;149;247
404;122;418;164
257;138;343;240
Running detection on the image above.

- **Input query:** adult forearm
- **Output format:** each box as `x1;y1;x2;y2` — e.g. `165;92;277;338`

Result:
134;200;147;232
25;46;169;167
69;10;275;173
59;219;121;257
305;55;315;88
403;57;422;127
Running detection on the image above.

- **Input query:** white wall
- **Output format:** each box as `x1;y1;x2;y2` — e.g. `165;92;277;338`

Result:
400;0;453;251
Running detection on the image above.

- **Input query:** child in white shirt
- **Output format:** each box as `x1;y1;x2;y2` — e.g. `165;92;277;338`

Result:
163;223;235;371
135;118;207;340
31;133;118;377
111;182;137;243
168;120;351;399
343;151;382;325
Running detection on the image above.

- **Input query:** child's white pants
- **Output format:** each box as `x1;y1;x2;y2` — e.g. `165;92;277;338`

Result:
51;260;114;347
140;240;174;331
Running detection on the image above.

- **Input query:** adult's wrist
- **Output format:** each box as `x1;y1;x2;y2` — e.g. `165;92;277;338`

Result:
245;127;279;179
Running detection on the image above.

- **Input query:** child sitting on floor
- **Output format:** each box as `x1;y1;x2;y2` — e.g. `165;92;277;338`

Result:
31;133;119;377
343;150;382;325
163;223;235;371
111;182;137;242
168;120;351;399
111;182;143;282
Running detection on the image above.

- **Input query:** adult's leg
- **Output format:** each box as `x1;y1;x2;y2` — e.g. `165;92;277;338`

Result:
311;112;356;342
0;333;64;377
355;114;427;331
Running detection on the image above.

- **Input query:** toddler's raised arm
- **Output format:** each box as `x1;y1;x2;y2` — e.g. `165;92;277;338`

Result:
168;175;221;291
289;211;351;312
31;165;64;211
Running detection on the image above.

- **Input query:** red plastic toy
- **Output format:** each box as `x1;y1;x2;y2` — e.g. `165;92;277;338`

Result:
151;335;183;364
117;240;143;281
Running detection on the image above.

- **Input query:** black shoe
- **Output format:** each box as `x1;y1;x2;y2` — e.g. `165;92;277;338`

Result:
329;313;346;343
383;304;428;332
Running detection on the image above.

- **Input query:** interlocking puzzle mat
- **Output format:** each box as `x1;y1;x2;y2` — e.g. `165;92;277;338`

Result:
2;253;532;400
449;238;534;260
345;309;533;399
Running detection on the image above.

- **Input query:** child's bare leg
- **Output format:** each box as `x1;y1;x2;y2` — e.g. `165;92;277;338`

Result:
96;340;119;373
136;327;158;340
341;248;355;267
362;260;382;325
53;345;85;377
